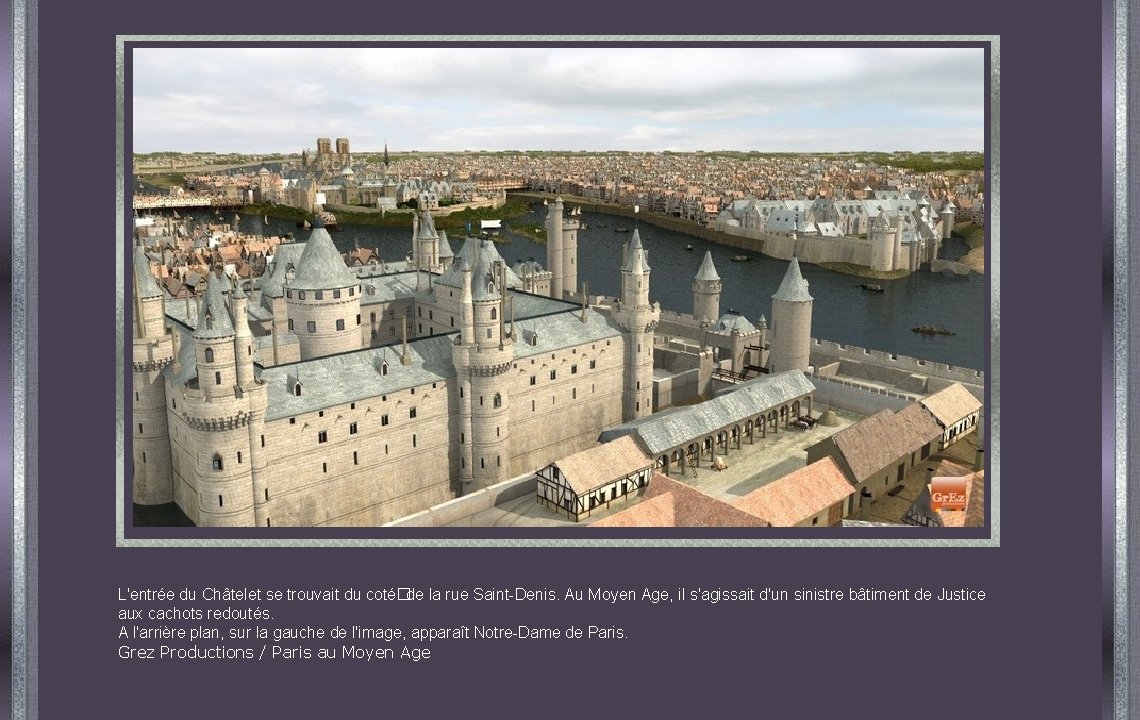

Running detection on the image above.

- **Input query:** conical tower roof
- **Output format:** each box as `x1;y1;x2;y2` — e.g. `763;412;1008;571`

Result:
438;230;454;258
694;250;720;282
418;208;438;240
772;257;813;303
134;244;163;299
290;226;356;290
622;228;650;273
194;270;235;339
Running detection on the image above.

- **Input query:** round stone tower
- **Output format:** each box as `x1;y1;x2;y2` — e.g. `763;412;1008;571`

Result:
692;250;721;325
184;269;257;527
869;209;894;272
131;243;175;505
546;197;565;299
452;238;515;491
768;257;814;374
940;200;956;240
285;218;362;360
561;205;579;298
613;229;659;421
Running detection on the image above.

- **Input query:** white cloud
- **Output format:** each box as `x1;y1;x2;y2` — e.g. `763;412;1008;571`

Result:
131;45;985;153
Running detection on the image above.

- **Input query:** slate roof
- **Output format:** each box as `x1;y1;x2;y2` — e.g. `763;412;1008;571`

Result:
261;242;307;298
290;227;357;290
710;312;757;336
732;457;853;527
621;229;650;274
417;208;438;240
133;245;164;299
260;336;457;421
512;308;623;359
919;383;982;427
192;271;235;340
694;251;720;282
772;257;813;303
437;236;523;292
598;371;815;455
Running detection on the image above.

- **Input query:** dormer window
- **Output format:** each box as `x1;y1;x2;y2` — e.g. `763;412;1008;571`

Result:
293;382;302;397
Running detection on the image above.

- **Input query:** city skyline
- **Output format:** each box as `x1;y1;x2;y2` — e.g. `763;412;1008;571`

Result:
132;45;986;155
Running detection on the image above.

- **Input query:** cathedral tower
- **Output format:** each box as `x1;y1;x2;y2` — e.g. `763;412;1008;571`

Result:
131;244;175;505
768;257;814;374
692;250;721;325
613;229;659;421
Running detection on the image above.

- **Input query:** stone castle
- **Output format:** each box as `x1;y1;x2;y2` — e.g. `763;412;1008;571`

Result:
131;199;815;527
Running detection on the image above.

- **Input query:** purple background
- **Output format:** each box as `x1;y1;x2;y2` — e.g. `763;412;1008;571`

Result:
23;2;1110;719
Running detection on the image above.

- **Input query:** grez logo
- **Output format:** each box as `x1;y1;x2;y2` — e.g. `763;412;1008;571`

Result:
929;476;968;512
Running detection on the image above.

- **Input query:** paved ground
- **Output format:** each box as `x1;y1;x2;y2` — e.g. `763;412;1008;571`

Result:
662;409;863;501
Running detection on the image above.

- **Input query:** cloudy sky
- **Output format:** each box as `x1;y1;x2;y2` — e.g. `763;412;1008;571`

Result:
132;45;985;154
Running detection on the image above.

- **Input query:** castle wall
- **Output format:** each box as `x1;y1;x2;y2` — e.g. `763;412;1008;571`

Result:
285;287;363;359
507;338;625;476
809;339;984;397
385;473;538;528
132;359;174;505
653;367;701;409
259;379;455;526
166;386;258;527
807;373;912;416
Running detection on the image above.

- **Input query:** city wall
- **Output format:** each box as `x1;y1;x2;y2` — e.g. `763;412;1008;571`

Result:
809;338;985;400
512;192;882;268
511;192;740;248
808;373;912;416
383;473;538;527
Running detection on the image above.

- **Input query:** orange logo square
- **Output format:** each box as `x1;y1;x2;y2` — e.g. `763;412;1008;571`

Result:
930;476;968;512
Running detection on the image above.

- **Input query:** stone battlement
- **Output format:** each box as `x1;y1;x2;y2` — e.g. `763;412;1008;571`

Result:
810;338;983;385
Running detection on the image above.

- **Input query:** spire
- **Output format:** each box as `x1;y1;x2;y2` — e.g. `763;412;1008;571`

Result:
418;207;438;239
194;269;236;338
133;244;163;299
694;250;720;282
772;257;813;303
621;228;650;273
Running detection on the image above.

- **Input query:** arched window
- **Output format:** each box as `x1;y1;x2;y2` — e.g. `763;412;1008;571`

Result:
493;393;501;409
381;362;389;376
491;307;497;320
204;347;214;363
293;383;302;397
212;453;223;471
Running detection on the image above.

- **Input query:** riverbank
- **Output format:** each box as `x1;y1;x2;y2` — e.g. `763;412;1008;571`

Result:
245;197;533;232
955;222;986;273
817;263;912;280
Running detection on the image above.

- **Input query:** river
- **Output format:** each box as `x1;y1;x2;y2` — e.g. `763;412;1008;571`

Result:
192;201;987;370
